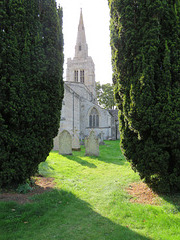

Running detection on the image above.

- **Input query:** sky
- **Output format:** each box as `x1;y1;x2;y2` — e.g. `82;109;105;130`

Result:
56;0;113;84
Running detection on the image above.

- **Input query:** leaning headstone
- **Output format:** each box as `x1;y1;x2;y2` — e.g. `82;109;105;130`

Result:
59;130;72;155
99;131;105;145
85;130;99;156
72;131;81;151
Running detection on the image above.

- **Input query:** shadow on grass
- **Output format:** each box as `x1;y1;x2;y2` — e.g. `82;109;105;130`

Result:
71;143;127;166
0;189;152;240
53;141;126;166
65;155;97;168
160;193;180;213
97;155;127;166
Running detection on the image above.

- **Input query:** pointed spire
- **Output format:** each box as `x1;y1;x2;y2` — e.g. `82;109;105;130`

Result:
78;8;84;31
75;9;88;58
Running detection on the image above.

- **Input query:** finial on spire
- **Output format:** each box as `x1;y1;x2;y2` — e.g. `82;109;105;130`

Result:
80;8;83;19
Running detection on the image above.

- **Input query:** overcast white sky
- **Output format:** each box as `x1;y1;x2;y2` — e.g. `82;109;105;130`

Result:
56;0;112;84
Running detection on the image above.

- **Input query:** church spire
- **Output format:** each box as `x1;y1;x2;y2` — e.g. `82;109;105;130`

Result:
75;9;88;58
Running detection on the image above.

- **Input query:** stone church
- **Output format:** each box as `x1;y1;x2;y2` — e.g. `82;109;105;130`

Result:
53;10;119;150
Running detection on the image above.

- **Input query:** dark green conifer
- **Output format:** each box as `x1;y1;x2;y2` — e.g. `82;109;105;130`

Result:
0;0;64;187
109;0;180;192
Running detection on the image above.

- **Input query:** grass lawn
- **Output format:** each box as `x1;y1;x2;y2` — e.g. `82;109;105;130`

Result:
0;140;180;240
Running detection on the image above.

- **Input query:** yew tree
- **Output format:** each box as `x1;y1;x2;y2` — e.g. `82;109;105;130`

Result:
0;0;64;187
109;0;180;192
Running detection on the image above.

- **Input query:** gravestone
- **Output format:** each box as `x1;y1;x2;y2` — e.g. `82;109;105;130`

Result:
85;130;99;156
80;132;84;145
72;130;81;151
59;130;72;155
99;131;105;145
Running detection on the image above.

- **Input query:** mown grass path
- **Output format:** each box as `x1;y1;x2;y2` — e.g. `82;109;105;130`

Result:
0;141;180;240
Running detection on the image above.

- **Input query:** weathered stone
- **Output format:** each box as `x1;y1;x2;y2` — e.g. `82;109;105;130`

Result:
72;130;81;151
59;130;72;155
80;131;84;145
85;130;99;156
99;131;105;145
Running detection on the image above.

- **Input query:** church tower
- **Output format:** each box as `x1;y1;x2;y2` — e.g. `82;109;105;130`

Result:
66;9;96;98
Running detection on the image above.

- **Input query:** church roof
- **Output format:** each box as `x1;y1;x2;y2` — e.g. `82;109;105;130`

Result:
109;109;119;121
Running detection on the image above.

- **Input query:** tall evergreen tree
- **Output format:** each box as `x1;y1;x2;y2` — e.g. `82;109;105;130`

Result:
0;0;64;187
109;0;180;192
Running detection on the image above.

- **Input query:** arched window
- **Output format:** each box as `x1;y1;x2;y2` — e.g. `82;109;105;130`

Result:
80;70;84;83
74;70;78;82
89;115;92;127
89;108;99;128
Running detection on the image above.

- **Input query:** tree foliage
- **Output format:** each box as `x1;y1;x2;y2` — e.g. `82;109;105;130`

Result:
109;0;180;192
0;0;64;187
96;81;115;109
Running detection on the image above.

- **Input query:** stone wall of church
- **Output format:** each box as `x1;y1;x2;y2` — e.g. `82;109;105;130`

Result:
53;82;116;150
80;99;112;140
53;85;81;151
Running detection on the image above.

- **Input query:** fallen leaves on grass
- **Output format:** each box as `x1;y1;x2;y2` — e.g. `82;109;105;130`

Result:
127;182;160;205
